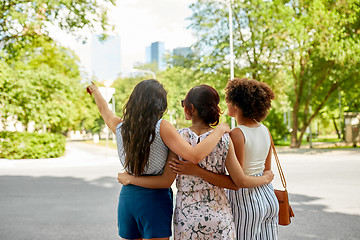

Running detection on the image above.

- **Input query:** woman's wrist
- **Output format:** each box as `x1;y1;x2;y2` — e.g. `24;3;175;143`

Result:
92;88;100;96
216;123;230;134
126;175;133;185
193;165;203;177
264;175;271;184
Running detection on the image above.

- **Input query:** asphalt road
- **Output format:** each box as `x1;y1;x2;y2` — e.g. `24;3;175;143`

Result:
0;141;359;240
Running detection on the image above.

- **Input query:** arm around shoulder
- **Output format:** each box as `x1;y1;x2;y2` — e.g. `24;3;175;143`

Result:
160;120;230;164
225;139;273;188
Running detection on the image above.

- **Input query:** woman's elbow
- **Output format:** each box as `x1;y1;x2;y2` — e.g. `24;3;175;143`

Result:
233;179;248;188
186;154;202;164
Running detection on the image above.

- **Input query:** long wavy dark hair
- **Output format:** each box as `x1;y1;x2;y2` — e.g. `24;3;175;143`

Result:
121;79;167;176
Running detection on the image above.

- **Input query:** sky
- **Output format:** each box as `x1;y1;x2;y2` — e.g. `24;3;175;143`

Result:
49;0;197;79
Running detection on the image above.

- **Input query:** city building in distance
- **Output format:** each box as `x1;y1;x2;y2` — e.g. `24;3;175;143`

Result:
91;35;121;82
172;46;194;67
173;47;193;58
145;41;166;71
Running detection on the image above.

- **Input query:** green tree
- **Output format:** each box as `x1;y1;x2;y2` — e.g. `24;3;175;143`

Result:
158;66;199;128
0;0;115;60
0;0;114;133
188;0;360;147
281;0;360;147
0;61;20;128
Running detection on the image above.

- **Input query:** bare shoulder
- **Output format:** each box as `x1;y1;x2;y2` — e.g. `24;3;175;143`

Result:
230;127;245;144
230;127;244;138
159;119;176;137
160;119;172;132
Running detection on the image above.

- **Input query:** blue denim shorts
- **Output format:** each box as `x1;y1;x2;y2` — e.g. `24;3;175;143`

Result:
118;184;173;239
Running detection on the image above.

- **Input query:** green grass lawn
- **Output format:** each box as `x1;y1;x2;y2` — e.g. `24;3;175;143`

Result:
273;136;358;149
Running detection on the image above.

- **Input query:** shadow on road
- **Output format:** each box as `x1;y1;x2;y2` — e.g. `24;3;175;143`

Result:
0;175;121;240
1;176;359;240
280;193;360;240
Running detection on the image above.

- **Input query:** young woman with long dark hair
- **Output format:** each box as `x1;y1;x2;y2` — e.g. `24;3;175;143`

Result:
172;79;279;239
86;80;230;240
117;84;274;240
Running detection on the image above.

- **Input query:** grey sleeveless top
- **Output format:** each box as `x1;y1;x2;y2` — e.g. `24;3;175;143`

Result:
116;119;169;175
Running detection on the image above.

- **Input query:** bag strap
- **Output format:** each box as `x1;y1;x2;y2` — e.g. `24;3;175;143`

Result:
268;129;287;189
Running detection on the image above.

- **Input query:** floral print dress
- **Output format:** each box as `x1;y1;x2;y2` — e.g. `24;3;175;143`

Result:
173;128;236;240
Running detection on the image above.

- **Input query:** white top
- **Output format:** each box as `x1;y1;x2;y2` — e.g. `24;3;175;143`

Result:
237;124;271;176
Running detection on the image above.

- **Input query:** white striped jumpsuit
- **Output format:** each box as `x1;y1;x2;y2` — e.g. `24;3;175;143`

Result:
227;124;279;240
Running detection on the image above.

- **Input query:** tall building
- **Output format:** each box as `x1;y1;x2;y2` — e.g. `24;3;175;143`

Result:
173;47;193;57
172;46;194;67
91;35;121;81
145;41;166;71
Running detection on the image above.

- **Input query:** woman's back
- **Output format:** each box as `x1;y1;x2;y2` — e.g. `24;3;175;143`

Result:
174;127;236;239
176;127;229;192
237;123;271;176
116;119;169;175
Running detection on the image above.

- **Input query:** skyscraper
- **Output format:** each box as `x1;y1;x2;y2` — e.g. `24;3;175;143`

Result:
173;47;193;57
91;35;121;81
172;46;194;67
145;41;166;71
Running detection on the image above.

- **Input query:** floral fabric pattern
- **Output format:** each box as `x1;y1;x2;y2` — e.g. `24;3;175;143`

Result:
174;128;236;240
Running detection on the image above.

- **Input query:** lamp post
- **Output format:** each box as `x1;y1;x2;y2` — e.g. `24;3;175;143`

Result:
131;68;156;79
215;0;235;128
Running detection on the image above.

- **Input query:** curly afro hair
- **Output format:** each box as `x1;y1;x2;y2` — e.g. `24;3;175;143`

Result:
225;78;275;122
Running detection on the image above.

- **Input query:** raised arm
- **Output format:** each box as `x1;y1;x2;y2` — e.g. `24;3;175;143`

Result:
160;120;229;164
117;151;177;189
87;82;122;134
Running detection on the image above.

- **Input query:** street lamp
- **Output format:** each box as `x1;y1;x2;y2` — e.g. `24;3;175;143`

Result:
214;0;236;128
131;68;156;79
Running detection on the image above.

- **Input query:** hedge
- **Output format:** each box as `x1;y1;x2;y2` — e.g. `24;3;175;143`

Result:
0;131;66;159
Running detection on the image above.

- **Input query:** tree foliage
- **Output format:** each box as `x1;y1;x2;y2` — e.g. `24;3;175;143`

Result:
0;0;111;134
188;0;360;147
0;0;115;59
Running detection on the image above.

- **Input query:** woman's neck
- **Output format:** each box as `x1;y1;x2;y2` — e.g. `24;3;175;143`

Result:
235;116;260;127
189;118;213;136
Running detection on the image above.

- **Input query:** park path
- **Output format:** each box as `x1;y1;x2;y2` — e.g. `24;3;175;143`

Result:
0;141;359;240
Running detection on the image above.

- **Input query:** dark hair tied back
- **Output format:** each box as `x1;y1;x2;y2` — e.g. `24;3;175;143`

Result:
183;85;221;126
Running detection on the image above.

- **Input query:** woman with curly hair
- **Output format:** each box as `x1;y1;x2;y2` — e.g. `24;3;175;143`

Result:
117;84;274;240
87;80;231;240
173;78;279;239
225;78;279;240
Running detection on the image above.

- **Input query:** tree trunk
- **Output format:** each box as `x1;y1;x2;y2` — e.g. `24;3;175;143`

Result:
333;117;341;139
290;107;300;148
291;79;300;148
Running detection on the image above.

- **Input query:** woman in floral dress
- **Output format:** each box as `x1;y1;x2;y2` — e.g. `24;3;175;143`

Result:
174;126;235;239
117;85;273;240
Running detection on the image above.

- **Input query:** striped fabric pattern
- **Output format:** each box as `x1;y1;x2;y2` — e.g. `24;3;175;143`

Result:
227;178;279;240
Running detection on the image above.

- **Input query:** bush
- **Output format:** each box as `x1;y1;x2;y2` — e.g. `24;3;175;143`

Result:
0;132;66;159
263;109;289;143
